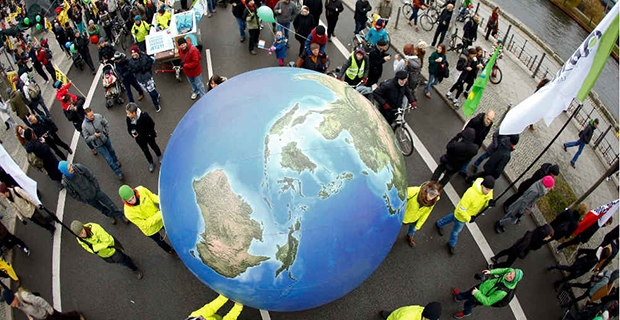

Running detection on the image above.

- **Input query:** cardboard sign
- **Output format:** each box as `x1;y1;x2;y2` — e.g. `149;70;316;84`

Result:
146;33;175;55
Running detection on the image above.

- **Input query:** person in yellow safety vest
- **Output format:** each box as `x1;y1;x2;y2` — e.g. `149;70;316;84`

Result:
403;181;441;247
0;257;19;282
379;301;442;320
118;185;179;258
131;15;151;52
70;220;144;279
155;7;171;30
337;48;369;86
186;295;243;320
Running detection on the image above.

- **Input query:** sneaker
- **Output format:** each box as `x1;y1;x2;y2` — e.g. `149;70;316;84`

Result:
446;91;452;98
155;104;161;113
425;92;432;99
240;37;245;42
435;222;444;236
250;50;257;55
207;13;213;17
67;148;73;154
116;161;122;168
328;36;332;42
138;94;145;101
452;98;459;105
451;288;460;302
448;244;455;255
407;235;415;247
148;163;154;173
135;269;144;280
44;80;49;85
191;93;198;100
453;311;471;319
110;217;117;225
570;162;575;168
563;144;567;152
23;247;30;256
415;26;419;32
116;173;124;180
91;148;98;156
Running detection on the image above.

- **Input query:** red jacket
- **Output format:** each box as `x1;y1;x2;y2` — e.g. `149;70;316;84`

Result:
179;43;202;78
55;83;77;110
36;48;50;65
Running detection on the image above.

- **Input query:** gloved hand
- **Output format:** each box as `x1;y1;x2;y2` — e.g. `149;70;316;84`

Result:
488;199;496;207
22;220;27;225
361;78;367;84
383;103;390;110
411;101;417;108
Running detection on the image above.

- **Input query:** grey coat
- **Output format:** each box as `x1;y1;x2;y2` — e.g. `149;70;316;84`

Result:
506;180;548;217
16;290;54;320
274;0;299;23
81;113;110;148
62;163;100;203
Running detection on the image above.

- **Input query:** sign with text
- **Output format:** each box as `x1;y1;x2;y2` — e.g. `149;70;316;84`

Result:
146;33;175;55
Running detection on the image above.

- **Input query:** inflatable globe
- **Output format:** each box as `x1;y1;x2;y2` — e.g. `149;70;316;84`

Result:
159;68;407;311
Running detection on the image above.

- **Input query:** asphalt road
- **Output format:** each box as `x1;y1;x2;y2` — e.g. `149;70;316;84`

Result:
11;4;566;320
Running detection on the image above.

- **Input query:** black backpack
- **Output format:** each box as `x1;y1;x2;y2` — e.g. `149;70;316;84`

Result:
490;281;515;308
456;54;468;71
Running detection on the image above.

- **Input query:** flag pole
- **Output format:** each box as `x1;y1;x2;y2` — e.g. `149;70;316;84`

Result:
567;158;619;210
493;102;583;202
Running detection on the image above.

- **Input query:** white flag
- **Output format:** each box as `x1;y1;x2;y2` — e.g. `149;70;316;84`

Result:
0;144;41;205
499;3;619;135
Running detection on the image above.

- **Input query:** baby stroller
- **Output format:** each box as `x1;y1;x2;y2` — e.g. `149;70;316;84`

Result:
102;64;124;108
72;52;84;70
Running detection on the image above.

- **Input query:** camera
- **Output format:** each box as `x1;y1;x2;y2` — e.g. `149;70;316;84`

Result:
131;129;137;136
474;273;488;281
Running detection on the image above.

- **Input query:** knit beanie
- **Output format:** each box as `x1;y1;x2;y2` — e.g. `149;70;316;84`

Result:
177;37;187;45
58;161;72;178
542;175;555;188
118;185;134;201
513;268;524;283
421;302;442;320
2;290;13;305
482;176;495;189
70;220;84;235
395;70;408;79
549;164;560;176
130;45;140;54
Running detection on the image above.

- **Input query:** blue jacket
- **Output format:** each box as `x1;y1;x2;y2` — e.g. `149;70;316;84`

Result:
274;40;287;59
304;33;326;56
365;28;388;46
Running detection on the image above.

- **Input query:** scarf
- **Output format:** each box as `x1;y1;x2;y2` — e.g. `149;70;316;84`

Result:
130;108;142;125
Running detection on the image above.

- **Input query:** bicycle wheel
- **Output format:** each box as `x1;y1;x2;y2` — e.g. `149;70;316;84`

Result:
427;7;439;23
448;35;456;51
394;125;414;156
419;14;434;31
490;65;503;84
401;4;413;20
120;30;129;51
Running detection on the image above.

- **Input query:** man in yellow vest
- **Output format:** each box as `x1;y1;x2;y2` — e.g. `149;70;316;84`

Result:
337;48;369;86
379;301;442;320
186;295;243;320
131;15;150;52
70;220;144;279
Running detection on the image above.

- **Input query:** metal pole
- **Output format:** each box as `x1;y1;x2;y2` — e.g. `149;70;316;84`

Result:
530;55;538;70
568;158;619;210
593;124;613;148
508;34;514;51
532;52;546;78
502;24;511;45
474;2;480;15
395;7;401;29
443;0;463;46
42;206;80;238
519;39;527;59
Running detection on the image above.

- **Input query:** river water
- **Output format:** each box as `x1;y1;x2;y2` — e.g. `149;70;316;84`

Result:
490;0;619;119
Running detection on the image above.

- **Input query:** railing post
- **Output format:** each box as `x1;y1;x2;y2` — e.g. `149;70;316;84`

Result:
532;52;546;78
395;7;401;29
474;2;480;15
594;124;613;148
519;39;527;59
502;25;511;45
530;55;538;70
508;34;514;51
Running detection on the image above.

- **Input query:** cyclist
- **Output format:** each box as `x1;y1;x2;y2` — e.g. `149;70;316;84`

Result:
373;70;415;126
365;18;388;47
456;0;471;21
338;48;369;86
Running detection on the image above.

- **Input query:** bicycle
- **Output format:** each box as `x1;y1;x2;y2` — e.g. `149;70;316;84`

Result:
401;0;438;29
392;104;415;156
349;22;391;52
418;7;439;31
111;16;132;51
447;33;471;53
456;4;473;22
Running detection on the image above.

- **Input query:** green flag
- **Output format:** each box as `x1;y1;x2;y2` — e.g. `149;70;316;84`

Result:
462;44;502;117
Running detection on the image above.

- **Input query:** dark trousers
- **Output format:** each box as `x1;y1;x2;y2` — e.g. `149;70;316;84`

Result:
310;13;320;28
326;15;338;37
379;108;396;126
354;19;366;34
455;287;481;315
296;36;306;57
85;190;124;219
549;265;587;287
33;64;49;82
137;136;162;164
30;209;56;233
0;232;27;251
248;29;260;51
432;27;448;46
46;133;72;161
492;247;519;268
29;96;51;118
103;249;138;271
43;63;57;83
80;50;96;71
46;310;82;320
367;68;382;87
431;162;458;187
450;77;467;99
557;235;588;251
122;76;144;103
148;229;173;253
485;26;493;40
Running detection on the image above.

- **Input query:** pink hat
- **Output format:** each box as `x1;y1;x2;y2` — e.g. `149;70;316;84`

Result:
542;175;555;188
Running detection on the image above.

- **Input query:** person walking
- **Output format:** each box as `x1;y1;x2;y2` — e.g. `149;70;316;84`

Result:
495;175;554;233
458;111;495;176
466;134;519;182
52;22;71;57
177;38;206;100
70;3;86;35
406;0;424;31
23;129;64;185
324;0;343;41
502;163;559;211
231;0;248;42
27;114;72;161
562;269;619;308
20;74;50;119
293;6;315;57
125;103;162;173
245;0;261;55
563;118;599;168
353;0;372;34
367;39;390;86
424;44;447;99
35;45;57;84
128;45;161;112
58;161;128;225
446;47;477;108
548;246;612;289
402;181;441;247
73;31;96;73
27;44;50;84
373;71;415;126
461;14;479;49
430;128;478;187
186;295;243;320
7;88;31;124
118;185;178;257
451;268;523;318
3;288;84;320
484;7;499;41
431;4;453;47
376;0;393;21
435;176;495;255
0;221;30;255
379;301;442;320
0;183;56;234
81;108;124;179
131;15;150;52
113;51;144;103
70;220;143;279
275;0;299;46
547;204;584;243
304;0;323;28
557;213;614;252
489;224;554;269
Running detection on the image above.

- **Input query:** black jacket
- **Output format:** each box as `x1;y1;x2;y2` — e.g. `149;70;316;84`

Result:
230;0;245;18
126;111;157;143
441;128;478;169
114;55;134;81
98;44;116;62
297;52;328;72
483;142;512;179
462;19;478;42
25;139;62;181
65;27;76;43
128;53;154;83
63;97;86;127
74;35;91;55
518;163;557;194
368;45;389;74
570;248;602;275
28;115;58;138
373;77;414;111
325;0;343;17
437;8;452;30
601;226;619;248
53;27;68;48
304;0;323;17
464;112;492;147
354;0;371;22
579;122;596;144
293;14;315;41
550;208;580;241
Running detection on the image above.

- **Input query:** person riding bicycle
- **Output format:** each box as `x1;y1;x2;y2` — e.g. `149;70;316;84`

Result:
297;43;329;73
373;70;415;126
457;0;472;21
365;18;388;47
338;48;369;86
461;14;479;49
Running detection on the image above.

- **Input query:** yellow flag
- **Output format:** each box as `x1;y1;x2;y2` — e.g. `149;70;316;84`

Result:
6;71;17;91
54;66;68;85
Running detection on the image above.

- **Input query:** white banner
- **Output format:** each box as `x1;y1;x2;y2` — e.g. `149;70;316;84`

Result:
0;144;41;205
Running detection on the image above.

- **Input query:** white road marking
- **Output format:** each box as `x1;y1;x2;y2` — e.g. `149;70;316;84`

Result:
52;64;104;311
206;49;213;79
259;309;272;320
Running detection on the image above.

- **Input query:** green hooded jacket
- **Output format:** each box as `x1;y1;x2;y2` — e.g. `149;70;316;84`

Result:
473;268;523;306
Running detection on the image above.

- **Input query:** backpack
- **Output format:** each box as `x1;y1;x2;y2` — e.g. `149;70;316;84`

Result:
44;47;53;60
490;281;515;308
456;54;468;71
27;152;44;171
27;82;41;99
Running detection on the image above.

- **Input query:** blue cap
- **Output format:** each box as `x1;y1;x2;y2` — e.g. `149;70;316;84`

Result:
53;81;62;89
134;15;141;21
58;161;72;178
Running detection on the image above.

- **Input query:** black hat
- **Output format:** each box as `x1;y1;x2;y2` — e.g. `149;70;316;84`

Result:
177;37;187;45
158;7;165;13
395;70;408;79
422;302;442;320
377;39;388;47
482;176;495;189
24;128;34;141
549;164;560;176
316;25;325;36
509;134;520;145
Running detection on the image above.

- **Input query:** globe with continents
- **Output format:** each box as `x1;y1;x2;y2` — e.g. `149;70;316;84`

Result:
159;68;407;311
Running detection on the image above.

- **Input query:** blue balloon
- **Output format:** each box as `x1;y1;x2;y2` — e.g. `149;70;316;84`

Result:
65;41;72;49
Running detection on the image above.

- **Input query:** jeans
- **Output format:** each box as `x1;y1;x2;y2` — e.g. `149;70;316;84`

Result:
436;213;466;247
103;249;138;271
425;73;439;93
148;229;174;253
564;140;585;164
29;96;51;118
186;74;207;97
354;20;365;34
459;158;472;173
407;224;417;236
473;152;489;168
498;210;520;228
75;21;86;35
236;17;247;38
408;7;419;24
455;287;480;315
122;76;144;103
136;136;162;164
85;190;124;218
207;0;216;12
96;138;122;176
277;22;291;41
138;79;160;108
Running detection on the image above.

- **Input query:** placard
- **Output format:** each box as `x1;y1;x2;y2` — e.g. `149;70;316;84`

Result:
146;33;175;55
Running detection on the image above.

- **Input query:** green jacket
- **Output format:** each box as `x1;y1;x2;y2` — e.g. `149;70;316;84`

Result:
387;305;424;320
474;268;522;306
246;9;260;30
77;223;116;258
123;186;164;236
428;51;446;76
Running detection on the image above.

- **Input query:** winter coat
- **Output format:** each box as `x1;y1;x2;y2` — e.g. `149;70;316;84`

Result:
474;268;521;306
25;139;62;181
274;0;299;23
128;53;154;83
230;0;246;18
506;180;548;218
56;83;78;110
114;56;135;82
179;43;202;78
273;40;287;59
487;11;498;33
303;0;323;18
245;8;261;30
354;0;372;22
98;43;116;62
304;28;327;56
455;177;493;223
294;14;315;42
77;222;116;258
373;77;414;110
386;305;425;320
126;110;157;143
6;187;37;220
377;0;392;18
482;141;512;179
579;121;596;144
368;45;389;76
62;99;85;128
428;50;446;76
155;11;172;29
74;34;91;55
36;49;51;66
405;55;422;91
325;0;344;17
131;21;150;42
339;54;369;80
62;163;101;203
296;52;328;72
437;8;452;30
81;113;111;148
462;19;478;42
570;248;604;275
550;208;580;241
15;289;54;320
464;112;493;147
403;186;439;231
123;186;163;236
511;225;549;259
517;163;556;195
53;27;68;48
441;128;478;170
187;295;242;320
8;90;29;119
29;116;58;139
